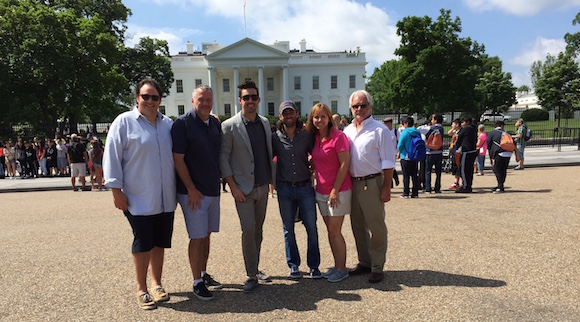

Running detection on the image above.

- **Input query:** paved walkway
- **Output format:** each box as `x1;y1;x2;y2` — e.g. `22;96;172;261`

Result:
1;146;579;321
1;145;579;193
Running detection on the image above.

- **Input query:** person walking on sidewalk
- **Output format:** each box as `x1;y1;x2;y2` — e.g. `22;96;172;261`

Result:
172;85;223;301
104;78;177;310
487;120;520;193
513;118;527;170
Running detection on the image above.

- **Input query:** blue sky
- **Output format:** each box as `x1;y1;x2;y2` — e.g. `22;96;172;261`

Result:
122;0;580;89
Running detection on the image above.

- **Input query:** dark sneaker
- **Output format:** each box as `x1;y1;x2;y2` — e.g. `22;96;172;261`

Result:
256;270;271;282
493;188;505;194
322;267;337;279
193;282;214;301
310;268;322;279
203;273;223;290
137;293;157;310
150;285;170;302
289;266;301;279
243;278;259;293
349;264;371;275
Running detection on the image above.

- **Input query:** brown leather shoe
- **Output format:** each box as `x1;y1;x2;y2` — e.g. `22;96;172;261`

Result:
348;264;371;275
368;272;383;283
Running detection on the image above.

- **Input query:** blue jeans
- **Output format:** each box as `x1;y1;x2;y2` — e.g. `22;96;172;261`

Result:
477;155;485;172
425;153;442;192
276;181;320;270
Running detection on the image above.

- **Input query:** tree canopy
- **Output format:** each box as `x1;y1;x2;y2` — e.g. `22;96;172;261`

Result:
0;0;173;137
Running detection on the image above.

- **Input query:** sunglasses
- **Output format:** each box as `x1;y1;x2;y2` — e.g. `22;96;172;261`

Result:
140;94;160;102
351;104;368;109
241;94;259;101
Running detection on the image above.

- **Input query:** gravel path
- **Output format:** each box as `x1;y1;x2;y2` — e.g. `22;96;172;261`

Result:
2;166;579;321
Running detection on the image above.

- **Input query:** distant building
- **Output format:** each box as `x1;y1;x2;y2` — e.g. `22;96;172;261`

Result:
161;38;367;118
512;91;541;110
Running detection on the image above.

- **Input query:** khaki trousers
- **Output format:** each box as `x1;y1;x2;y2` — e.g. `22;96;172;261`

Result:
350;175;388;273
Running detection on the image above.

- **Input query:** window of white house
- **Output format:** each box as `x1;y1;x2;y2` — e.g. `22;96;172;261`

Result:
195;79;202;87
331;101;338;114
178;105;185;115
295;101;302;115
267;77;274;91
349;75;356;88
223;79;230;92
294;76;301;90
159;106;166;115
312;76;319;90
331;76;337;89
176;80;183;93
224;103;231;116
268;102;275;116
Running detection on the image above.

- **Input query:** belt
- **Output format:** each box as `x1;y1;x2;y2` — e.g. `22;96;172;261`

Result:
279;179;311;187
352;173;382;181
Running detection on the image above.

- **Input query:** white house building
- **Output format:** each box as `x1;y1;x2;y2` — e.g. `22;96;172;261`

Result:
160;38;367;118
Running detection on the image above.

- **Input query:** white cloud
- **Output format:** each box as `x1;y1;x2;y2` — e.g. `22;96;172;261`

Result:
124;24;201;54
510;37;566;66
463;0;580;16
127;0;400;74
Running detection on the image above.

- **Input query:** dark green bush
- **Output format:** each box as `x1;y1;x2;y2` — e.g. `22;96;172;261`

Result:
520;108;549;121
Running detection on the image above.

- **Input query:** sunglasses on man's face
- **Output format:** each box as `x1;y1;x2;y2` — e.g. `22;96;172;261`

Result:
241;94;259;101
140;94;160;102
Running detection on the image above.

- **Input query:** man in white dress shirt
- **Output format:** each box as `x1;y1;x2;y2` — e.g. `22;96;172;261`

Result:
343;90;396;284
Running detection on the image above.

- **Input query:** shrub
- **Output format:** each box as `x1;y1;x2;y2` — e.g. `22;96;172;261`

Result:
521;109;549;122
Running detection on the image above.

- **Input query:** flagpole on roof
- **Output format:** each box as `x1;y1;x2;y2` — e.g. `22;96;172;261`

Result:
243;0;247;37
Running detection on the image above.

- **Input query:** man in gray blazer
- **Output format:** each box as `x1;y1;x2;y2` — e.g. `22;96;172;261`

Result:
220;80;275;293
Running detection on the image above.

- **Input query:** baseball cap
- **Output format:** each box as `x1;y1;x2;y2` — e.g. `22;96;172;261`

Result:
279;100;296;114
71;133;78;140
383;117;393;123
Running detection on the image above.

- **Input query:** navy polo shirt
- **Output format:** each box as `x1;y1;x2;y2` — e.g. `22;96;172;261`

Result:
171;110;222;196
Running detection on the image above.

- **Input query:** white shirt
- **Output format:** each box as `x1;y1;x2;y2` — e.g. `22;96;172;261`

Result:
104;108;177;216
344;116;396;177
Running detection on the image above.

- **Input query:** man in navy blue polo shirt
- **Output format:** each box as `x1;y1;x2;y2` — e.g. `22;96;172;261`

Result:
172;85;222;301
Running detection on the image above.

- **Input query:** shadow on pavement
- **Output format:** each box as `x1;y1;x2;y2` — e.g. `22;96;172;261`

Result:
162;269;505;314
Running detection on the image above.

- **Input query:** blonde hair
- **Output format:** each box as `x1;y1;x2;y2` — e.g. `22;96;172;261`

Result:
306;103;337;135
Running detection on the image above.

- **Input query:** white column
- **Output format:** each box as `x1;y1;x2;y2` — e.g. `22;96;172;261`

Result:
208;66;216;114
258;66;265;116
282;65;289;102
233;67;240;114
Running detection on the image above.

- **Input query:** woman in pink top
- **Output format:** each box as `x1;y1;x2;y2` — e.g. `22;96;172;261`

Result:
476;124;488;175
306;103;352;283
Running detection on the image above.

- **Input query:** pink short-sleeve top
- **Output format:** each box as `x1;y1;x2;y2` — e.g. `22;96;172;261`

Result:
312;128;353;195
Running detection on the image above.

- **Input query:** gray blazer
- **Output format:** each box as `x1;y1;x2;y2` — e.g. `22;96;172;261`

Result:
220;111;275;195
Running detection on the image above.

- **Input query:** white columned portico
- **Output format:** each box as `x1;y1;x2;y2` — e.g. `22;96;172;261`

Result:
233;67;240;114
258;66;265;116
207;66;216;114
282;66;289;101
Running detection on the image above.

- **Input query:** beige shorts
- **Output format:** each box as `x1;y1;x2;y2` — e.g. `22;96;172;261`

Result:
70;163;86;177
315;189;352;217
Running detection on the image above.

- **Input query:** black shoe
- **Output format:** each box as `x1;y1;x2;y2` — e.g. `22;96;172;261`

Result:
348;264;371;275
455;187;472;193
193;282;213;301
493;188;505;194
203;273;223;290
490;187;499;192
368;272;383;283
243;278;259;293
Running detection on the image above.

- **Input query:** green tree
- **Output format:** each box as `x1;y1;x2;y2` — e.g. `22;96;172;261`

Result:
535;52;580;127
365;59;406;115
530;54;556;89
564;11;580;55
394;9;484;118
120;37;174;105
474;55;516;118
517;85;531;92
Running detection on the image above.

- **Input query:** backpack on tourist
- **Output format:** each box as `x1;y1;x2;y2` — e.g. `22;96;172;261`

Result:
408;135;426;162
69;142;85;163
495;131;515;152
524;125;532;142
426;128;443;150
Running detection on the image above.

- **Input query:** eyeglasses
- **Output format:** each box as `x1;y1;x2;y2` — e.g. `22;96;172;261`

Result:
241;94;259;101
351;104;368;109
140;94;160;102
